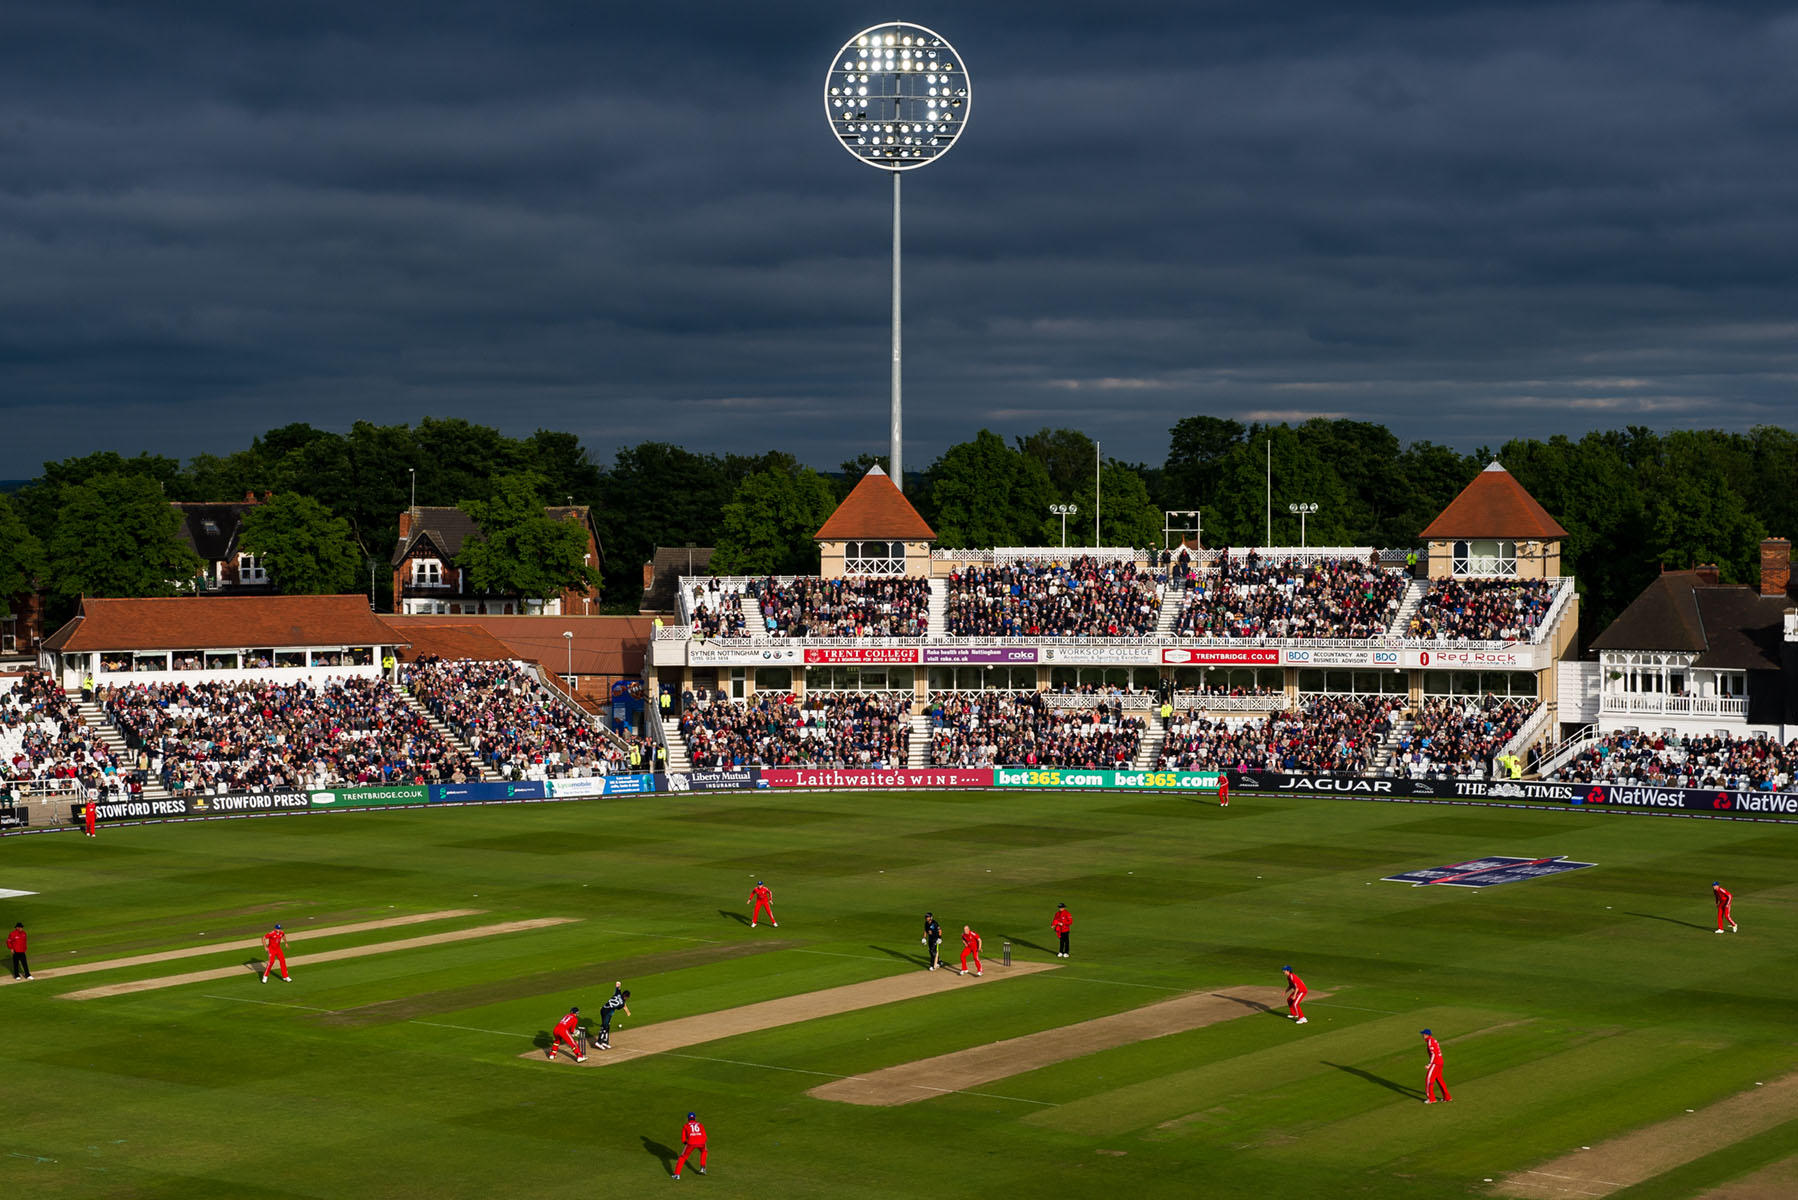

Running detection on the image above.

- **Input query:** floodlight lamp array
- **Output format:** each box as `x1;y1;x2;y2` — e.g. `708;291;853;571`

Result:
825;22;970;171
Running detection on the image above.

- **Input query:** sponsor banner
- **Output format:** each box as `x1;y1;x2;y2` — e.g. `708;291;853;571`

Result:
192;791;310;816
307;785;429;809
922;646;1040;664
429;781;549;804
1573;783;1798;816
1282;648;1403;667
1384;856;1597;888
1408;648;1532;669
803;647;921;664
84;795;199;822
660;768;764;793
993;767;1222;792
546;774;658;797
1227;772;1450;797
759;767;994;790
1451;779;1582;802
689;645;803;666
1040;645;1159;665
1229;772;1798;819
1161;647;1281;666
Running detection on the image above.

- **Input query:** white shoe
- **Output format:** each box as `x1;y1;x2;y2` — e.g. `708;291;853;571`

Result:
975;970;982;976
771;922;778;927
958;969;965;976
1295;1018;1308;1025
1731;924;1738;932
749;922;755;928
261;976;268;983
1715;928;1725;934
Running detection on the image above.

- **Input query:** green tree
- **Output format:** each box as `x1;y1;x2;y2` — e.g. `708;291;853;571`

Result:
928;430;1057;548
45;473;204;609
0;494;45;617
712;464;839;575
593;442;740;603
457;473;601;604
1162;415;1247;511
238;494;365;595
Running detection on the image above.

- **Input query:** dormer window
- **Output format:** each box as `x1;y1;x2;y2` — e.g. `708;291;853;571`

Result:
237;553;268;584
201;519;221;536
413;558;445;587
1451;539;1517;577
844;540;905;576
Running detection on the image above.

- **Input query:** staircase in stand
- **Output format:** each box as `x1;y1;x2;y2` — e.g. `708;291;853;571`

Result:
1385;579;1426;638
926;578;948;639
1133;714;1167;770
1155;588;1185;638
396;688;493;782
738;591;765;636
1374;714;1414;775
908;712;932;767
660;717;693;773
68;691;172;801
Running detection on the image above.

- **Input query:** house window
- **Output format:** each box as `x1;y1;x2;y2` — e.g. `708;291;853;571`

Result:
1717;673;1746;698
238;553;268;584
412;558;445;587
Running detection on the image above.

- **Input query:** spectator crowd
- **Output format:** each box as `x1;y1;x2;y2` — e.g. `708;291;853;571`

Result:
945;557;1162;638
1173;554;1405;639
101;676;478;794
1408;579;1556;641
2;671;137;799
928;691;1147;768
1155;694;1401;774
1388;696;1538;779
1549;730;1798;791
406;657;644;780
749;577;930;638
679;691;910;769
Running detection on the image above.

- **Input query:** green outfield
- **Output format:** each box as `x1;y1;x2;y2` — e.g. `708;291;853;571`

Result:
2;792;1794;1199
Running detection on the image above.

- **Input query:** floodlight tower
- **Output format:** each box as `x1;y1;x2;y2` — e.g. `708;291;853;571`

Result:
825;22;971;493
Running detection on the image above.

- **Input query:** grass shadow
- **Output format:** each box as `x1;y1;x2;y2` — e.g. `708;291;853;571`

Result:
531;1030;553;1051
717;909;750;927
1003;935;1054;955
1623;911;1712;932
1324;1061;1422;1099
246;959;265;978
1213;991;1278;1015
869;943;930;968
641;1135;678;1177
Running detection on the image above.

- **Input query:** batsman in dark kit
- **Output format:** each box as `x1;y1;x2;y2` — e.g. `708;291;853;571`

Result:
597;981;632;1049
922;912;943;970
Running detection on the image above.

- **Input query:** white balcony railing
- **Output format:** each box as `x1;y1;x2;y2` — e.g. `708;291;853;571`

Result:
1598;694;1749;718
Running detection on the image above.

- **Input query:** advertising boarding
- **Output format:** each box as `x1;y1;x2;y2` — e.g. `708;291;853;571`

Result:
758;767;994;790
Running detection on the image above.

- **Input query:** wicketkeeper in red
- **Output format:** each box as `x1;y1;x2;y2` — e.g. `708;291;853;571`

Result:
1283;964;1307;1024
1422;1029;1452;1103
261;923;290;983
747;880;777;928
958;925;982;976
1712;881;1737;933
548;1006;586;1062
672;1111;707;1179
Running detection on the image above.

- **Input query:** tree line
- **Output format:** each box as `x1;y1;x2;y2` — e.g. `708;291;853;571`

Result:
2;415;1793;646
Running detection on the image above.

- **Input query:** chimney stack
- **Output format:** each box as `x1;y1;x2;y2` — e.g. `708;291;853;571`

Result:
1694;563;1720;585
642;561;655;591
1760;538;1791;597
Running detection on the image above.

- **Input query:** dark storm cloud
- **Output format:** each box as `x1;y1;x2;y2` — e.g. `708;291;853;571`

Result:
2;1;1795;477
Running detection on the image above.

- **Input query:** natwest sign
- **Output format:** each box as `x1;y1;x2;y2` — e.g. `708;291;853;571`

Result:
1162;647;1281;666
802;647;921;664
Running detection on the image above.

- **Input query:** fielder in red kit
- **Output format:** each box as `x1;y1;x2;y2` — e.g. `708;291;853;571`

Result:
260;924;290;983
1283;965;1307;1024
672;1112;707;1179
83;799;98;837
1218;776;1229;807
548;1006;586;1062
1713;881;1737;933
1051;903;1072;958
958;925;982;976
1422;1029;1451;1102
747;880;777;927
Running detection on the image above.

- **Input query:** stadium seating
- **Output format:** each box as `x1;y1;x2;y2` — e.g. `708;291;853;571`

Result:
945;557;1162;637
405;657;641;780
1548;729;1798;791
1388;696;1538;779
1407;578;1556;641
1172;554;1404;639
2;671;133;797
101;676;478;793
679;691;911;769
748;577;929;638
927;691;1146;768
1155;694;1400;774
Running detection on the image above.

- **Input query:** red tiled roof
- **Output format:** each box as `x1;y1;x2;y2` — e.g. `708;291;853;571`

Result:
42;596;406;653
380;614;651;677
379;622;518;664
814;466;936;541
1419;462;1569;541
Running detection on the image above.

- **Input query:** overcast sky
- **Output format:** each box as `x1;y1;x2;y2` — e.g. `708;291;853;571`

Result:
2;1;1796;479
